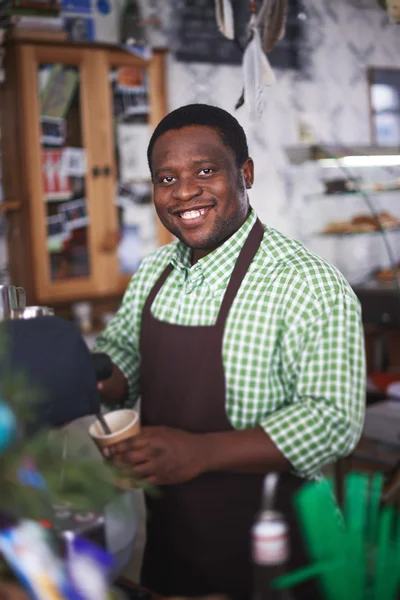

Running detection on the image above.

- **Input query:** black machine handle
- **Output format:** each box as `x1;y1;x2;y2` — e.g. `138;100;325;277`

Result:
91;352;113;382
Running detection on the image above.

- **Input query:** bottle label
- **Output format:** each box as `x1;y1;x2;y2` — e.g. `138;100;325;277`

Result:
252;524;289;565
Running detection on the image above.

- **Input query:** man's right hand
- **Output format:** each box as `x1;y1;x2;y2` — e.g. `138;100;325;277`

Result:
97;363;129;404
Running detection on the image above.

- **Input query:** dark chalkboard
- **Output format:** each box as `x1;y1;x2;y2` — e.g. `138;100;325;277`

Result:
174;0;304;69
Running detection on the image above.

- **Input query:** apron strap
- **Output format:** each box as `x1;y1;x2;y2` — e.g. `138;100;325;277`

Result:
142;218;264;329
215;218;264;329
142;263;173;316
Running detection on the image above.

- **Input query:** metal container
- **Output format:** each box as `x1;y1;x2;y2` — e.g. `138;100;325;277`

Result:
11;305;55;319
0;285;26;321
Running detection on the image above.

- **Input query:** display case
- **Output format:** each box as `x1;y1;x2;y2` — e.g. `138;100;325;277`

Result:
287;145;400;342
287;145;400;285
0;38;169;305
300;188;400;287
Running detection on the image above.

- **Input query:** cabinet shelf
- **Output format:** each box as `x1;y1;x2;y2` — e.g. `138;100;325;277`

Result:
305;189;400;201
286;145;400;166
1;39;168;305
315;227;400;237
0;201;21;212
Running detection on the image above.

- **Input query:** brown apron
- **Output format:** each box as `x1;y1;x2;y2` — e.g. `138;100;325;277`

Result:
139;220;319;600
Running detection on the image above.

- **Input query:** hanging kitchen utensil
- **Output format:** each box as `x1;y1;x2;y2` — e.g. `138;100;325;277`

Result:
242;24;276;118
215;0;235;40
256;0;288;53
236;0;279;116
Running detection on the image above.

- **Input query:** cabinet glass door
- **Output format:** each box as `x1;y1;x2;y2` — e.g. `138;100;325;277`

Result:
108;65;158;276
38;63;91;281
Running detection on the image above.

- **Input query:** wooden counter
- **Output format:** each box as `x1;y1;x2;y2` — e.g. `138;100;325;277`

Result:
115;576;163;599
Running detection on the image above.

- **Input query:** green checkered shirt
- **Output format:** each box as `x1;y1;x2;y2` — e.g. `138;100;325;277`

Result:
94;209;366;478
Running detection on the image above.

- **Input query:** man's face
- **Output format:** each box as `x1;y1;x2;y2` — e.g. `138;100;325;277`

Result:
151;125;254;262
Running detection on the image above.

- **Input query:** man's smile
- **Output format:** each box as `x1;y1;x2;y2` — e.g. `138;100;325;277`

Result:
170;205;214;227
180;208;207;220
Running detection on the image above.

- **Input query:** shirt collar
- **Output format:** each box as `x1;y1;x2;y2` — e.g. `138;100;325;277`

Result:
171;209;258;292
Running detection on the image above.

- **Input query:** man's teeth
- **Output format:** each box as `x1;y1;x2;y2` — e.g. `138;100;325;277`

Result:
180;208;206;220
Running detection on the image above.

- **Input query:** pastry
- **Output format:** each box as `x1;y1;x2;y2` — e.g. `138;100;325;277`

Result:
322;221;352;234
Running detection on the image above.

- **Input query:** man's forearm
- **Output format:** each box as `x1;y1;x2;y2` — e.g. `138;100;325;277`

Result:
98;363;129;404
199;426;291;474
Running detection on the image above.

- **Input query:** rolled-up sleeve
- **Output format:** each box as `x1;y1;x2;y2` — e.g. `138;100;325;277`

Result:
260;289;366;478
94;276;141;408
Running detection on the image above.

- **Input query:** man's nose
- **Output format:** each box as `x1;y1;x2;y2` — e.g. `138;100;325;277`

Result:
172;178;202;202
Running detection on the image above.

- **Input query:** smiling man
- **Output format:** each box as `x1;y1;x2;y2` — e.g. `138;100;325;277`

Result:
94;104;366;600
151;122;251;262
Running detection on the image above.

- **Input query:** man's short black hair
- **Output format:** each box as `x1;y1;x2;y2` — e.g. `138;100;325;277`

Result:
147;103;249;175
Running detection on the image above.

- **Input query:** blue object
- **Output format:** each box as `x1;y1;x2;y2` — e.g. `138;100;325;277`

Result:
17;459;47;490
67;535;114;599
0;399;16;453
63;16;96;41
61;0;92;14
96;0;111;15
120;44;153;60
0;521;81;600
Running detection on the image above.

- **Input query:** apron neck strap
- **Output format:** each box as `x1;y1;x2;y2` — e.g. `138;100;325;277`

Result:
143;263;174;316
143;218;264;328
215;218;264;328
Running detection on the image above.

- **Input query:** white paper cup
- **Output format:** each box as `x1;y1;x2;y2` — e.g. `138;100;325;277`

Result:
89;409;140;451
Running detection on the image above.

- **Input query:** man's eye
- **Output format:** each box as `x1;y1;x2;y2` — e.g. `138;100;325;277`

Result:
199;168;213;175
160;176;175;184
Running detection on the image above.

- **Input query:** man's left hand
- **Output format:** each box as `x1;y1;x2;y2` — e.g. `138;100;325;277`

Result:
103;426;207;485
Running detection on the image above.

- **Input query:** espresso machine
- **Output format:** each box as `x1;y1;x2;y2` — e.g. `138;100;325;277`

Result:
0;284;58;321
0;291;139;583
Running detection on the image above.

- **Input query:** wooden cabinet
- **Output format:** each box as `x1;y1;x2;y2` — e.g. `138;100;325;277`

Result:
0;39;169;305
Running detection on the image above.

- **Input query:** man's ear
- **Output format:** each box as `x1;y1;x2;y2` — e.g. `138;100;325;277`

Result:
243;157;254;189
